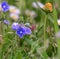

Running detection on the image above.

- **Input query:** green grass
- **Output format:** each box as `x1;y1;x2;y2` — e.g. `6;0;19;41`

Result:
0;0;60;59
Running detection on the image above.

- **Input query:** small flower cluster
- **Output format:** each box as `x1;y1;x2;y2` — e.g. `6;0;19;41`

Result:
0;1;32;39
9;6;20;21
12;22;32;38
0;1;20;21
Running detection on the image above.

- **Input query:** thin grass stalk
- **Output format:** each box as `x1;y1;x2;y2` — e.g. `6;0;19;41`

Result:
53;8;59;59
44;14;47;45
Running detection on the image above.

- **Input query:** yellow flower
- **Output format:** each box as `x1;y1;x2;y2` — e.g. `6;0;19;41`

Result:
44;2;52;12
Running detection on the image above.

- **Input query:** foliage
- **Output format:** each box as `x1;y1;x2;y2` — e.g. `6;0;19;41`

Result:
0;0;60;59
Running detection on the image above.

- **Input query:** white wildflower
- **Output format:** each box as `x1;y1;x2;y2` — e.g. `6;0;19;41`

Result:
57;19;60;25
10;13;19;21
9;6;20;14
25;10;37;18
30;11;37;17
32;2;38;8
37;1;44;8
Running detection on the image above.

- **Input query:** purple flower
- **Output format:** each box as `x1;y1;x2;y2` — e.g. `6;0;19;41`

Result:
12;23;32;38
1;1;9;12
16;27;26;38
25;27;32;34
16;27;32;38
12;22;20;30
4;20;10;25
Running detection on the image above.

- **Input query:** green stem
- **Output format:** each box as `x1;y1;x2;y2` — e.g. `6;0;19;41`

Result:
44;14;47;45
0;21;3;35
53;8;59;59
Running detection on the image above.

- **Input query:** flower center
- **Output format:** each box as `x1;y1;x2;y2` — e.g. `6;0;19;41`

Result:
3;5;6;8
12;15;16;19
20;31;22;34
10;9;16;12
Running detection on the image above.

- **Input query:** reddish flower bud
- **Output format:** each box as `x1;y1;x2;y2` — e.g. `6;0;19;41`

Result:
30;25;36;31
